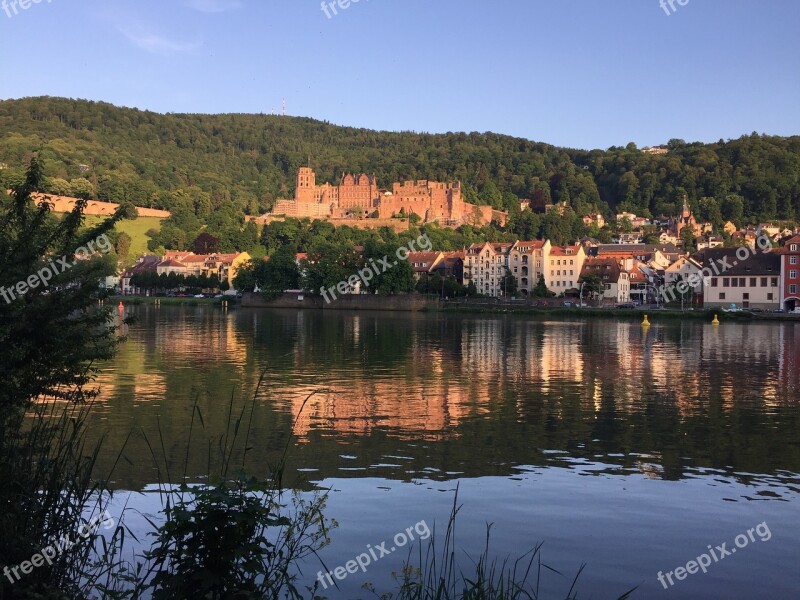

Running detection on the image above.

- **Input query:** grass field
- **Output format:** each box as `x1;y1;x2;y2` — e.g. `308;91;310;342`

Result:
81;214;164;260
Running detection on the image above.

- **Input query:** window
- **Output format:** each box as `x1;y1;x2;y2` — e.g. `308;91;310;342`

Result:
791;244;798;252
719;292;726;300
761;277;768;287
723;278;729;287
731;278;738;287
767;293;773;300
743;293;749;300
772;278;779;287
711;278;718;287
791;270;798;280
570;260;574;265
739;278;746;287
790;285;798;294
750;278;757;287
791;256;799;265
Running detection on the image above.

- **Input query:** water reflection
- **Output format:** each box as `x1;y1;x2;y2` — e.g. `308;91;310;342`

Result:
85;307;800;492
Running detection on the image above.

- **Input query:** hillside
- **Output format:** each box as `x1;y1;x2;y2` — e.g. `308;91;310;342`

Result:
1;96;799;230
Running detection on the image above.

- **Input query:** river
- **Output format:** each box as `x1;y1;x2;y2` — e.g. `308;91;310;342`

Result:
86;305;800;598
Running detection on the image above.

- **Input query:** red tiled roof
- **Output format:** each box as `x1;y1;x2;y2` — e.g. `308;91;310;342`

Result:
158;259;186;268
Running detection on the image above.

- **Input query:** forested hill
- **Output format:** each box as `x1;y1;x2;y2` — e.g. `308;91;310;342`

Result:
1;96;799;225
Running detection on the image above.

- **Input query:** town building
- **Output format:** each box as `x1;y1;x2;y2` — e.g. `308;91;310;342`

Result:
664;256;704;298
582;213;606;229
407;252;445;281
778;235;800;311
431;251;465;284
120;255;161;295
697;234;724;250
642;146;669;155
463;242;515;297
580;258;631;304
508;240;549;297
696;248;781;310
545;244;585;294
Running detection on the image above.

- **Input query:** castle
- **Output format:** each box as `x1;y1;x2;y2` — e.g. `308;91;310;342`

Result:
271;168;507;227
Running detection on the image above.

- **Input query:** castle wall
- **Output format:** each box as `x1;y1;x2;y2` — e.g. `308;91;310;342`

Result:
272;170;505;228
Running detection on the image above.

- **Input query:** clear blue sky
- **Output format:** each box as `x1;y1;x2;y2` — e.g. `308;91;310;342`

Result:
1;0;798;150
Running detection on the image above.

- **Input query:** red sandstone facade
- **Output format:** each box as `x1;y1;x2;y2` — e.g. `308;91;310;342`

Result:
272;168;506;227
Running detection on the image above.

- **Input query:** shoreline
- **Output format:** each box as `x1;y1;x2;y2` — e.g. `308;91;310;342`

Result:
109;295;800;323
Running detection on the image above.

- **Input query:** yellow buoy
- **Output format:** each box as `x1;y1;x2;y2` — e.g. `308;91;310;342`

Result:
641;314;650;326
712;314;720;325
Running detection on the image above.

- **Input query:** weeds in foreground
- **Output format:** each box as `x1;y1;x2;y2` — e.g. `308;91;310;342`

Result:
94;375;335;599
361;491;637;600
0;395;127;600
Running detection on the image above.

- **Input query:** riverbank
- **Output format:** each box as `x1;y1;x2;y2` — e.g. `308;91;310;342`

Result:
113;294;800;323
109;295;230;307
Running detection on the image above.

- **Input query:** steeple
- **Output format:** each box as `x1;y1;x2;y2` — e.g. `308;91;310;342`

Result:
681;195;691;218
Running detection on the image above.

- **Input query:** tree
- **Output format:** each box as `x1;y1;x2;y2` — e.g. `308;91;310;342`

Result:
115;232;132;262
260;245;300;296
0;155;128;407
194;232;220;254
579;273;603;302
479;181;503;209
532;274;551;298
680;227;697;253
0;157;132;596
302;242;360;295
500;268;518;297
68;177;95;199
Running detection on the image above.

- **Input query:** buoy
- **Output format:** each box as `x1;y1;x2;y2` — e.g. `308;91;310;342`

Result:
712;314;720;325
641;314;650;326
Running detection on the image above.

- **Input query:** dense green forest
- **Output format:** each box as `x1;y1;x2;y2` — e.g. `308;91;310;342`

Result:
1;96;799;241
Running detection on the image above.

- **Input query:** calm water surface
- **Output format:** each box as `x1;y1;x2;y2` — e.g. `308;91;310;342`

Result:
89;306;800;599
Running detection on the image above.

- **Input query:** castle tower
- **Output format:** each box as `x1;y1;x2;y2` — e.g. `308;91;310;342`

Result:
296;167;316;202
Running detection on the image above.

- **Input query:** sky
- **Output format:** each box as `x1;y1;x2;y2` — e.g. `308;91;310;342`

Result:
0;0;798;150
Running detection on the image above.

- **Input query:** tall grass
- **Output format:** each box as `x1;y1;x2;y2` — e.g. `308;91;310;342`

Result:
374;493;638;600
0;393;126;599
94;376;335;599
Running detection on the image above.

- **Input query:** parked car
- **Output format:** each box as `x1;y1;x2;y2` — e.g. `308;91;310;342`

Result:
562;301;575;307
194;294;204;298
616;302;636;309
